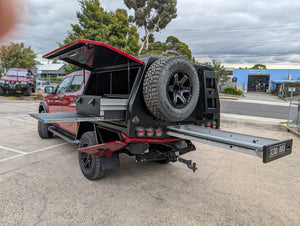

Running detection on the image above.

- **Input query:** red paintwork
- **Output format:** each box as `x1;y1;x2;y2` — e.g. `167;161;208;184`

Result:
43;70;90;135
1;76;30;82
77;133;182;156
1;68;31;83
77;141;127;157
121;133;181;144
43;39;144;66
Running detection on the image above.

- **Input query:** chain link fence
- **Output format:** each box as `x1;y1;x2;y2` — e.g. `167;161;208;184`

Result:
287;94;300;130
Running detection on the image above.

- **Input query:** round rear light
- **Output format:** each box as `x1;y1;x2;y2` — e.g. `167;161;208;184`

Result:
155;128;163;137
146;128;154;137
136;127;145;137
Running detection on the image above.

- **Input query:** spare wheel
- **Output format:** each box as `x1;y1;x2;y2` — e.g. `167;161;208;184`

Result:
143;56;199;122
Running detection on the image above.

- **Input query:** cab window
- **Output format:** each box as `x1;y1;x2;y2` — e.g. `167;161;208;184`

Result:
56;76;72;94
68;75;84;93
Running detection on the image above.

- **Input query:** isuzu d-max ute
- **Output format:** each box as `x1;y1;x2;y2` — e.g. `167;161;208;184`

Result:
30;39;292;180
0;68;35;96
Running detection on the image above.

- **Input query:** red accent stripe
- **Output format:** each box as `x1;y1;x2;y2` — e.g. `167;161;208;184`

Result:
77;141;127;157
43;39;144;65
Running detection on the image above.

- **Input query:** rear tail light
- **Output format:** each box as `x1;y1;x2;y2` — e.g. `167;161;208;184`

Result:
136;127;145;137
212;121;217;129
206;122;211;128
146;128;154;137
136;127;163;137
155;128;163;137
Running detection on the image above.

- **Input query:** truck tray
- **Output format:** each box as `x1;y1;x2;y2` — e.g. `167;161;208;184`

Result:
29;112;104;123
167;124;292;163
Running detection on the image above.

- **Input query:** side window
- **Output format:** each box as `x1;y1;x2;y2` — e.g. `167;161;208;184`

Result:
69;75;84;93
56;77;72;94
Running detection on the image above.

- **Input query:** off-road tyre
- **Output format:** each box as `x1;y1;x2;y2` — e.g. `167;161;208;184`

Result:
0;87;6;95
24;87;32;96
38;109;53;138
143;56;199;122
78;131;108;180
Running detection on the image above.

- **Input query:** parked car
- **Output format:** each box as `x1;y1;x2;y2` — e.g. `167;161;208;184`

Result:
0;68;35;96
35;80;50;92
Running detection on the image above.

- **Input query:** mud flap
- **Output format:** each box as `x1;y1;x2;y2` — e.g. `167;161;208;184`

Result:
101;152;120;170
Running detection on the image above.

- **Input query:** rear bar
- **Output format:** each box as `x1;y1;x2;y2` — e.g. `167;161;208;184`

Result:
167;124;292;163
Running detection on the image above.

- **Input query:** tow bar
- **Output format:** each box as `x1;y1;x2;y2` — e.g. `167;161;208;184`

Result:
178;157;197;172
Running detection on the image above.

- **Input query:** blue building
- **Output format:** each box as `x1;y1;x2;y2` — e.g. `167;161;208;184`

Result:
233;69;300;92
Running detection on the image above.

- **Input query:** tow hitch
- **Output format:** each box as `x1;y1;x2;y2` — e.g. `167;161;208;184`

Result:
178;157;197;172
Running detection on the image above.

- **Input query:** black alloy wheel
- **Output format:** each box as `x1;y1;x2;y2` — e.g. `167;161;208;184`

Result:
78;131;107;180
167;72;193;109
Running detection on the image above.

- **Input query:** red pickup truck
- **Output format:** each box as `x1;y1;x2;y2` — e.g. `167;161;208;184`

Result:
30;39;292;180
0;68;35;96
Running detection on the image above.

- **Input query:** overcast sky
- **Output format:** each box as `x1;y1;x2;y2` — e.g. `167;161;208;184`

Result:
2;0;300;68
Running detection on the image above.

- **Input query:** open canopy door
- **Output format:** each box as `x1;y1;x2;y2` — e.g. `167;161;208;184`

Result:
43;39;144;71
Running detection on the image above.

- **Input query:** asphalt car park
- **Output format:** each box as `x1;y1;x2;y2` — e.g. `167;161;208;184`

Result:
0;100;299;225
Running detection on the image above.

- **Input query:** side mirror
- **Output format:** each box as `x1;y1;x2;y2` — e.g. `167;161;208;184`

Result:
45;86;55;94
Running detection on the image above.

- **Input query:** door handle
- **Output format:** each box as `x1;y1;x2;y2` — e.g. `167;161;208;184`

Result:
59;98;63;101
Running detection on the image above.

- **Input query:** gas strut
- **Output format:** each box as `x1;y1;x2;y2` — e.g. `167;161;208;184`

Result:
178;157;197;172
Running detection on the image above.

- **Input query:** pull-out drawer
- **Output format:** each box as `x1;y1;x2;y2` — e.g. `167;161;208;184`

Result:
76;95;128;120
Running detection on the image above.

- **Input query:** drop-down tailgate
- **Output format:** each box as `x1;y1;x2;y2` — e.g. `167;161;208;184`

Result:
167;124;292;163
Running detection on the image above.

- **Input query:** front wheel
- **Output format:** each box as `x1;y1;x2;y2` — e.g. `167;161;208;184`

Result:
24;87;32;96
78;131;108;180
0;87;6;95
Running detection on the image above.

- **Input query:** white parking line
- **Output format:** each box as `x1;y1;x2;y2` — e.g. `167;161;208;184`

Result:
4;116;36;124
29;142;69;154
0;146;27;154
0;142;69;162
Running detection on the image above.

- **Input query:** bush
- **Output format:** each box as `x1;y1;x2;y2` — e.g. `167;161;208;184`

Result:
283;82;300;97
42;77;61;82
222;87;242;96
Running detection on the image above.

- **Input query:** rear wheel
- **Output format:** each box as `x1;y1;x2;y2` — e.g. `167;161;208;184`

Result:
78;131;108;180
38;109;53;138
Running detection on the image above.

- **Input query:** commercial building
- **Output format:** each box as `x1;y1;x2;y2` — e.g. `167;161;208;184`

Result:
233;69;300;92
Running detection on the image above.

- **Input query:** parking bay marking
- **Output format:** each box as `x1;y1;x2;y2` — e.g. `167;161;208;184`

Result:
4;116;36;124
0;142;69;162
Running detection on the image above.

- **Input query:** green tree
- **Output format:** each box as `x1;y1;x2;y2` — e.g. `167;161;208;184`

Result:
205;59;229;84
146;36;194;61
0;42;36;69
124;0;177;55
63;0;139;56
250;64;267;69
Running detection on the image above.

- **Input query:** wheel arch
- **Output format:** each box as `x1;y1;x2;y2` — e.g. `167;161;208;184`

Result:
39;101;48;113
76;122;95;140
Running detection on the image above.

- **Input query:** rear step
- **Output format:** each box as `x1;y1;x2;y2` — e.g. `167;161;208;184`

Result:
48;126;80;145
167;124;292;163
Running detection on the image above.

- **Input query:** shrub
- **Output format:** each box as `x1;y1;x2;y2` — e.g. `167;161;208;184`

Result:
42;77;61;82
222;87;242;96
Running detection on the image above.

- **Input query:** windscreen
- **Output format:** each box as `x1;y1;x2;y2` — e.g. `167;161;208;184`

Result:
6;70;28;77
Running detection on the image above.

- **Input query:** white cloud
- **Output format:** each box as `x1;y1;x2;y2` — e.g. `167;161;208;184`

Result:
1;0;300;68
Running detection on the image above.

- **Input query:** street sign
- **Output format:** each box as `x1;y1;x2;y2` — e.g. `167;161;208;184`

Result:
288;87;296;92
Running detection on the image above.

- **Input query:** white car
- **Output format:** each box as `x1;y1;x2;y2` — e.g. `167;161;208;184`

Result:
36;80;50;92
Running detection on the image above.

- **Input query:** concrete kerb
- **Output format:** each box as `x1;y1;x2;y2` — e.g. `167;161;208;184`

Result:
281;124;300;138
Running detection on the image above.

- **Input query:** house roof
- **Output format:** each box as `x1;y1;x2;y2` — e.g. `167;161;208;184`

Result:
37;64;65;71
